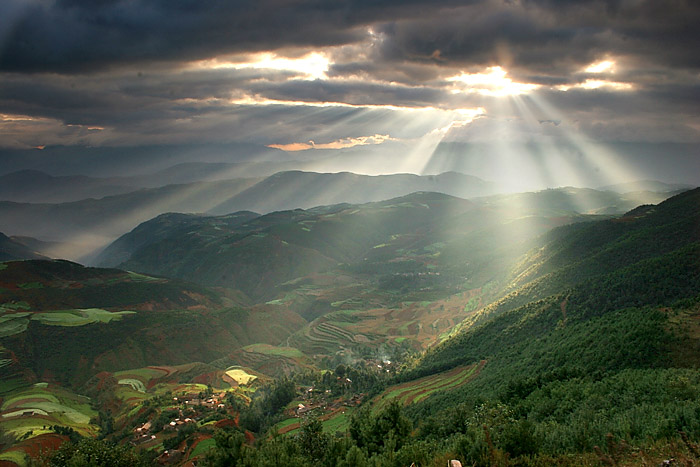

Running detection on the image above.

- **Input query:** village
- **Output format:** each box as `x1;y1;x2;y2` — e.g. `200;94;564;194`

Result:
125;372;378;465
130;391;234;465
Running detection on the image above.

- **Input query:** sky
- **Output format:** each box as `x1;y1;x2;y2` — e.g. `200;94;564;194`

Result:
1;0;699;187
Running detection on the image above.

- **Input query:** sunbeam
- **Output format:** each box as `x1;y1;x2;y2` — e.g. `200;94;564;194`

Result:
526;92;642;188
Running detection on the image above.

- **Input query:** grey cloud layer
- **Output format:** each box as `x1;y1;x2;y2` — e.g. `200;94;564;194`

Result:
0;0;467;72
0;0;699;149
3;0;698;76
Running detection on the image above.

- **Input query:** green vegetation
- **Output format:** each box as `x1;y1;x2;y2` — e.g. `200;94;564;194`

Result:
0;384;98;443
46;438;152;466
191;437;217;458
242;344;306;359
373;364;480;411
2;188;699;465
0;449;26;465
30;309;135;327
118;379;146;393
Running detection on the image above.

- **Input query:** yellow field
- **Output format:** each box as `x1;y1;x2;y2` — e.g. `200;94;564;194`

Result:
225;368;257;385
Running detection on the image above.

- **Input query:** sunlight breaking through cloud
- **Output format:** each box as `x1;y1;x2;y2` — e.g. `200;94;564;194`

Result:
557;80;634;91
190;51;330;80
584;60;615;73
448;67;540;97
229;94;444;112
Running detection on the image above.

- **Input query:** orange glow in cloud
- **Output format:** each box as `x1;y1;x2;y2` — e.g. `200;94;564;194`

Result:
268;134;396;152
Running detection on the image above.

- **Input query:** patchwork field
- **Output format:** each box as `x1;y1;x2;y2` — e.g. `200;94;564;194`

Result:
216;344;314;377
0;308;135;337
275;406;356;436
372;361;485;411
0;383;99;464
224;367;258;386
83;363;260;431
287;289;486;356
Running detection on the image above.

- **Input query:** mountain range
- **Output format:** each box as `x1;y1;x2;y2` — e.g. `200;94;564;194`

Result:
1;175;699;465
0;169;684;265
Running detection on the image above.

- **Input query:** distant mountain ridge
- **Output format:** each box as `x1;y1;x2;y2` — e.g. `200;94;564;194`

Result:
0;231;48;261
104;187;666;301
0;171;498;261
0;170;143;203
0;169;689;264
206;170;497;215
599;179;695;193
95;211;260;267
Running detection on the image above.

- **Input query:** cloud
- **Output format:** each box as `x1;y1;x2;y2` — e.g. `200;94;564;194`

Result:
0;0;699;153
267;134;396;152
0;0;466;73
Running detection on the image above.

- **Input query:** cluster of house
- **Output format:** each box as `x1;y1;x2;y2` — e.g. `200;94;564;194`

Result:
175;392;227;410
131;392;230;448
132;421;156;445
163;417;196;432
292;391;365;418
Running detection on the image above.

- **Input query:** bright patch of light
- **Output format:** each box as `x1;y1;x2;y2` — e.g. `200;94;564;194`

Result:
585;60;615;73
448;66;540;96
1;113;39;121
557;80;633;91
230;94;444;112
192;52;330;80
429;108;486;136
268;134;396;152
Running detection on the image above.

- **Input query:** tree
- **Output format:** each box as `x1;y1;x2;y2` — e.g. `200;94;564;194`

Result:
298;418;329;464
350;401;412;456
206;430;247;467
46;438;150;467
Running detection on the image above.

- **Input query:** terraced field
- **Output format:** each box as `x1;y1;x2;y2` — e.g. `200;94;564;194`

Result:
0;308;135;337
372;361;485;411
287;312;375;355
276;406;355;436
286;289;486;357
216;344;314;377
0;383;99;463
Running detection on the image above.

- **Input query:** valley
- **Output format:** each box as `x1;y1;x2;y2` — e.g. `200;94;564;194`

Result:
3;1;700;465
0;181;699;466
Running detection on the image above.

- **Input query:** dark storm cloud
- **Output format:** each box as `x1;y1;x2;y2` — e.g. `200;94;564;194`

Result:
371;0;700;84
1;0;699;150
9;0;695;80
0;0;471;73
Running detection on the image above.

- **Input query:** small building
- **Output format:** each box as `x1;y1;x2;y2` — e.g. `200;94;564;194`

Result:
156;449;183;465
134;421;152;433
297;404;312;416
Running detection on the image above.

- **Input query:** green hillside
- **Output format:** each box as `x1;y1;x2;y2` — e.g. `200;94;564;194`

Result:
196;187;700;466
2;188;698;466
94;211;260;267
384;187;700;463
0;261;306;388
0;259;220;311
0;233;47;262
116;188;643;303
